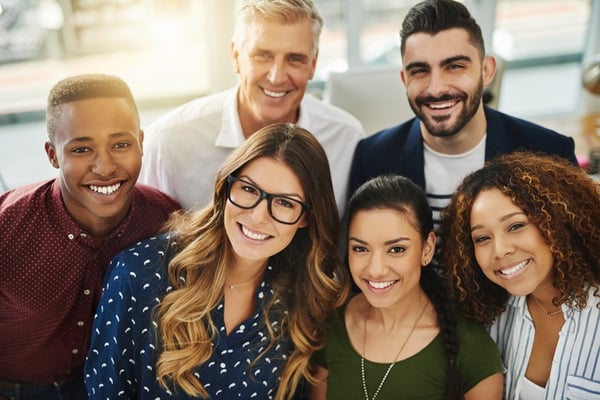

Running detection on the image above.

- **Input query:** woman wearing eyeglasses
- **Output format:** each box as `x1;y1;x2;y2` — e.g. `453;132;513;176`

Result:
84;123;350;400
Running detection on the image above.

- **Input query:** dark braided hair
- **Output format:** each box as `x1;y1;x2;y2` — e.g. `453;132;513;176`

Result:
347;174;462;400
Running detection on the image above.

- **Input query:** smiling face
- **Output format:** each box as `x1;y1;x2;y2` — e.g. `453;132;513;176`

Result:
224;157;307;267
231;18;317;136
45;97;143;236
470;188;555;297
401;28;494;139
348;208;435;310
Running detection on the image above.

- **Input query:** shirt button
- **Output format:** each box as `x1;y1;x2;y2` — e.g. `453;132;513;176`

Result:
72;348;79;354
83;289;91;295
67;234;75;240
77;321;84;327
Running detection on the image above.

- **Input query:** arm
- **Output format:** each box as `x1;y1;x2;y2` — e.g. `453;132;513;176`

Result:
464;372;503;400
309;365;329;400
84;258;138;399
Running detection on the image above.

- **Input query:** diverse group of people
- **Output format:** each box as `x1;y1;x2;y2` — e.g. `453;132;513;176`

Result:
0;0;598;400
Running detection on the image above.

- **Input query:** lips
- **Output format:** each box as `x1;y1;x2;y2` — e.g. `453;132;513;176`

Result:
498;259;530;276
262;88;288;98
88;182;123;196
240;224;272;241
367;279;398;289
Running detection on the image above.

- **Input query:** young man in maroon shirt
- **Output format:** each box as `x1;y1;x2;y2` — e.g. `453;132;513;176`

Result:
0;74;181;399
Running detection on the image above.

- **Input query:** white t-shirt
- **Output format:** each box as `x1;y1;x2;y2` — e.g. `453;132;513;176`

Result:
139;87;366;213
423;135;486;226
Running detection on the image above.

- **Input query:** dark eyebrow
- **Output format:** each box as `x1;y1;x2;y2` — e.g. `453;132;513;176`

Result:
237;175;304;200
441;55;472;67
405;55;472;72
65;132;134;145
348;237;410;245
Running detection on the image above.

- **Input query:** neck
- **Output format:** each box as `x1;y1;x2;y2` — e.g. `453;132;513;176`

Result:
226;259;268;289
368;291;429;333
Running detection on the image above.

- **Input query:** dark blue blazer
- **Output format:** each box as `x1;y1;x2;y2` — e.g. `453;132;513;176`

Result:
348;106;578;197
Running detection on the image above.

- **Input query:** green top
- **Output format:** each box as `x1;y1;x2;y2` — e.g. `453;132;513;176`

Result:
314;304;502;399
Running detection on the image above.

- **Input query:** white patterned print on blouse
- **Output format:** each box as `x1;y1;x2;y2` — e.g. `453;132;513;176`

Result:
84;233;293;399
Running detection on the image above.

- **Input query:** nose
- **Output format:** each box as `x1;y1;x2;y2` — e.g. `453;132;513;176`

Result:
91;149;117;177
365;251;388;278
266;60;287;85
493;235;515;259
249;198;271;223
426;68;450;97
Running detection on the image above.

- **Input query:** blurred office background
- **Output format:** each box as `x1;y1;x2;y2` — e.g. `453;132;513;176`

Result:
1;0;599;192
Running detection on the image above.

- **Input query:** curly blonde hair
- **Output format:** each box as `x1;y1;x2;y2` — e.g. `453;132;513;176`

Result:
439;151;600;326
155;123;349;399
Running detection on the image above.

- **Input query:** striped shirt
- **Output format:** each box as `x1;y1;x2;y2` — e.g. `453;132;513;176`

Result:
489;288;600;399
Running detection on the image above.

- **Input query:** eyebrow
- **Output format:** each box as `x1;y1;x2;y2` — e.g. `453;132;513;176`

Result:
405;55;472;71
238;175;304;200
66;132;134;144
349;236;410;245
470;211;526;231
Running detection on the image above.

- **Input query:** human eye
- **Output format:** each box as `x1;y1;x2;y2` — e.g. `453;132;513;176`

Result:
288;54;307;64
113;142;131;150
472;234;490;244
252;51;271;62
240;183;259;196
273;196;299;209
388;246;406;254
508;222;526;232
71;147;90;154
351;245;368;253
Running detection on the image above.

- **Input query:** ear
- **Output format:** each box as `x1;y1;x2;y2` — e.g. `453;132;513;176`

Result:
422;231;436;266
309;50;319;80
482;55;497;87
230;40;240;74
297;214;308;229
44;141;59;169
400;69;407;86
138;129;145;156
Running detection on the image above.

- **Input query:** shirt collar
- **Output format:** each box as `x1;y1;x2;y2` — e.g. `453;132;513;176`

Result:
214;87;247;149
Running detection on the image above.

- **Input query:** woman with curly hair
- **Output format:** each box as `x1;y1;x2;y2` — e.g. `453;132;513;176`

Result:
439;151;600;400
311;175;503;399
84;123;350;399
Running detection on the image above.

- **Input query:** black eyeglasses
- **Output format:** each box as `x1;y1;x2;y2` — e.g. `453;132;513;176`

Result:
226;175;310;225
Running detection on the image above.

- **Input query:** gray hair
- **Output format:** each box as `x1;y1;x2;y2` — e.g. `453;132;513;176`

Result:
232;0;323;55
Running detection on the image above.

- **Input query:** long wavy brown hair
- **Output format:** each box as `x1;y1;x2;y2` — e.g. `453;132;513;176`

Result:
439;151;600;326
154;123;349;399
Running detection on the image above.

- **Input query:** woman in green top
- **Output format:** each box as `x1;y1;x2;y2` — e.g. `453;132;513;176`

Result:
310;175;503;400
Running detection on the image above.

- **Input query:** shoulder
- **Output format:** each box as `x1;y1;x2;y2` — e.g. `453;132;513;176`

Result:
143;89;231;136
0;179;54;215
486;107;572;142
301;94;365;134
356;120;416;151
109;232;177;279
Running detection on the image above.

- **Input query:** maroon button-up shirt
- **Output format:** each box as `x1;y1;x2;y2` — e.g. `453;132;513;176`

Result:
0;179;180;383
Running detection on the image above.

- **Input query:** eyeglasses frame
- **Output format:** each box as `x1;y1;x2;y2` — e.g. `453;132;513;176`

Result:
226;175;311;225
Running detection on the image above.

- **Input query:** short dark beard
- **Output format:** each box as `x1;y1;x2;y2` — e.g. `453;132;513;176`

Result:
408;80;483;138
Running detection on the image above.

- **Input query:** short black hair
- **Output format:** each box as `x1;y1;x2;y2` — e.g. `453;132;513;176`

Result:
400;0;485;58
46;74;138;142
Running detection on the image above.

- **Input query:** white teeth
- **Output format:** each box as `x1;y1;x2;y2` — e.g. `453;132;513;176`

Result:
241;225;270;241
499;260;529;275
368;280;396;289
429;101;454;109
263;88;286;98
89;182;122;195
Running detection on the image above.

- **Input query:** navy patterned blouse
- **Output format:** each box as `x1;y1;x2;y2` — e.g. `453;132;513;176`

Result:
84;233;292;399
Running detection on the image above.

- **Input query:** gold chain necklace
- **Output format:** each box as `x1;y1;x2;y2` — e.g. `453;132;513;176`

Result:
360;300;429;400
530;295;562;316
226;266;266;290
